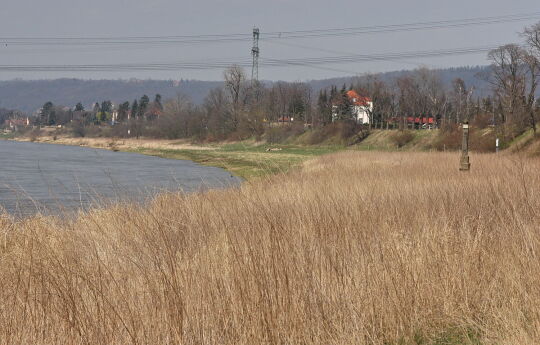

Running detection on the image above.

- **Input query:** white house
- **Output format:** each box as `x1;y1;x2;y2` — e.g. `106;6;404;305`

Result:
332;90;373;124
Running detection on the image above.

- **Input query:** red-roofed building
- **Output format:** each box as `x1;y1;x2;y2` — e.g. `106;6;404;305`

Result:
332;90;373;124
4;118;30;131
388;116;437;129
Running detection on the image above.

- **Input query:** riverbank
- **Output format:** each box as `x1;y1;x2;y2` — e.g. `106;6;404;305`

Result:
2;150;540;344
9;135;345;179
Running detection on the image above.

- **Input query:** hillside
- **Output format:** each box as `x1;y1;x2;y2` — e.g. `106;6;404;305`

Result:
0;66;491;113
0;79;223;113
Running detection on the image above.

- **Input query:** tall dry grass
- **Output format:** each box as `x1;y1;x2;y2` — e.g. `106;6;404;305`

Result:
1;151;540;345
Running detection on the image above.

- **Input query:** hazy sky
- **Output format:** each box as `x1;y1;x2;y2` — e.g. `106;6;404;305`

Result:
0;0;539;81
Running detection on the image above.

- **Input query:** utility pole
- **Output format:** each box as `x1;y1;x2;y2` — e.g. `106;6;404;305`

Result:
251;27;260;84
459;121;471;171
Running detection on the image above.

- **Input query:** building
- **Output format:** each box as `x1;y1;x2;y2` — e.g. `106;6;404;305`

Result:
332;90;373;124
388;116;437;129
4;118;30;131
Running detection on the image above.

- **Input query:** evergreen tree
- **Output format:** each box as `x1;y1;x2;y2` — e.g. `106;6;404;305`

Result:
48;109;57;126
131;100;139;120
75;102;84;111
317;90;332;125
154;94;163;111
101;100;112;114
118;101;130;122
336;89;353;121
138;95;150;117
40;101;54;125
330;85;338;103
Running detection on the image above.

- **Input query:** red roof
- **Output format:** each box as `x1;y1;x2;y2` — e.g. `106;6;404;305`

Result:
346;90;371;106
388;117;436;124
406;117;435;124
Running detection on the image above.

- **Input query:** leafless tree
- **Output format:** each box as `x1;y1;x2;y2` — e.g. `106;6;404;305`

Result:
157;94;194;138
522;23;540;134
223;65;247;130
450;78;474;124
488;44;527;134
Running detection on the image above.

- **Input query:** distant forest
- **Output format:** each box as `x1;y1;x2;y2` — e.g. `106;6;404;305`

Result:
0;66;491;113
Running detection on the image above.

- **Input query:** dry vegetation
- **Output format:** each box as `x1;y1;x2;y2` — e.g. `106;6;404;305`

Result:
1;151;540;344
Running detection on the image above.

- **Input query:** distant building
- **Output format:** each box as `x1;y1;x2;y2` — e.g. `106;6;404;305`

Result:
4;117;30;131
388;117;437;129
332;90;373;124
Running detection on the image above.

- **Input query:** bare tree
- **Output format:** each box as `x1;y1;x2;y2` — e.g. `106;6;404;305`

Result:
521;51;539;134
450;78;474;124
522;23;540;135
158;94;194;138
488;44;527;134
223;65;247;130
205;87;231;138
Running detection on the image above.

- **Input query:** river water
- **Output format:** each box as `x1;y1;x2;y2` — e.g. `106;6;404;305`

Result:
0;140;241;217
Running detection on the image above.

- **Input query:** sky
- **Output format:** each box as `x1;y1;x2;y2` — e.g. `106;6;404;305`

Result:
0;0;539;81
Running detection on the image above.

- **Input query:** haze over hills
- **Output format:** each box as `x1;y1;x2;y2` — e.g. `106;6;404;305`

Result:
0;66;491;113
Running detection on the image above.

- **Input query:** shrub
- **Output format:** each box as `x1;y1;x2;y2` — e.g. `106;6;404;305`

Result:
433;124;461;151
470;129;496;153
71;120;86;138
265;123;305;144
390;130;415;148
27;128;42;142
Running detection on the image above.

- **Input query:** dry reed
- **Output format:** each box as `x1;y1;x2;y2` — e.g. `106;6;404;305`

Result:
1;151;539;345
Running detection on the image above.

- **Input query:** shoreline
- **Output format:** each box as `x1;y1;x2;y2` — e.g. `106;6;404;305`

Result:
6;135;214;152
4;135;344;179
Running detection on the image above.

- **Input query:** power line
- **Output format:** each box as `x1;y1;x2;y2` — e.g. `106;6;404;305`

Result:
0;45;498;72
264;40;440;68
1;11;539;46
262;12;540;39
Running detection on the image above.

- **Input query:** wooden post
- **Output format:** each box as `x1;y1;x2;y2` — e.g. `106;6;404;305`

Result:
459;121;471;171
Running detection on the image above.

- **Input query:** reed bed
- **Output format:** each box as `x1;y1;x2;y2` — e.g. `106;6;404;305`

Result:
1;151;539;345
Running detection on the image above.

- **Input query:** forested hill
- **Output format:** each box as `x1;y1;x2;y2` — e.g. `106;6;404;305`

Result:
309;66;491;96
0;66;490;113
0;79;224;113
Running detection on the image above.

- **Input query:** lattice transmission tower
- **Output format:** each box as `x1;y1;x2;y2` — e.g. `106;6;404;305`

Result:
251;27;260;84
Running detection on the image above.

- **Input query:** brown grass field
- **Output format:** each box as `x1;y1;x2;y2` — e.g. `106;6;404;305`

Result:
1;151;540;344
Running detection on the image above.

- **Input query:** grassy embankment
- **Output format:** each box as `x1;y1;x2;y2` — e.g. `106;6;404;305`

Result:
7;133;344;179
8;129;442;179
0;132;16;140
1;151;540;344
130;142;342;179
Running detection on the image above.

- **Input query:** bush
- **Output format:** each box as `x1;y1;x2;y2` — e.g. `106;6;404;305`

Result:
470;129;496;153
433;124;461;151
472;113;492;129
27;128;42;142
301;121;363;145
71;120;86;138
265;123;305;144
390;130;415;148
434;124;497;152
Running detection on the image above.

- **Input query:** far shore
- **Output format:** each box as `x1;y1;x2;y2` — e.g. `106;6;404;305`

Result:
4;135;343;179
7;135;215;152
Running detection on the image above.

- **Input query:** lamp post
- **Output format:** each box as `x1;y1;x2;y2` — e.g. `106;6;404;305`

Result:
459;121;471;171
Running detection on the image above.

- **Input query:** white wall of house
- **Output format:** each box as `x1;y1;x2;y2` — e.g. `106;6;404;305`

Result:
332;100;373;124
353;102;373;124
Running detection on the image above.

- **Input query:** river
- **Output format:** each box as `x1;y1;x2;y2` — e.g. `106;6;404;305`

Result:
0;140;241;217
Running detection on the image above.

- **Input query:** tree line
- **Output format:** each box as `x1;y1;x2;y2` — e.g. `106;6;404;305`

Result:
8;21;539;147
